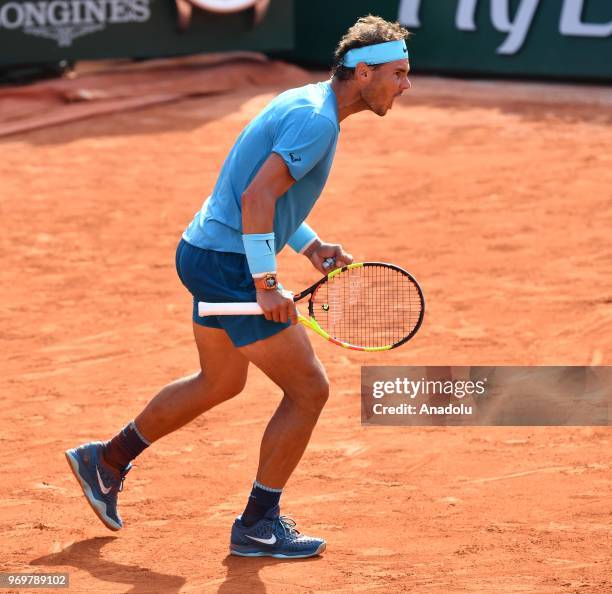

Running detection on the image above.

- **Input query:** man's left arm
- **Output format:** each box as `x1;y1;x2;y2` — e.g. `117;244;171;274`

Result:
276;113;352;273
287;222;353;274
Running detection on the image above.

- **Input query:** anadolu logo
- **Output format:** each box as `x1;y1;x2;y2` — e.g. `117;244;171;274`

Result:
0;0;151;47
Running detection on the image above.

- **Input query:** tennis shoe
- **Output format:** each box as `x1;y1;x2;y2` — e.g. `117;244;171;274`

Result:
65;441;131;531
230;505;326;558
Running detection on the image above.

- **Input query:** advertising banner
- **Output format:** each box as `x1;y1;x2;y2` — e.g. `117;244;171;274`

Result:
287;0;612;81
0;0;293;65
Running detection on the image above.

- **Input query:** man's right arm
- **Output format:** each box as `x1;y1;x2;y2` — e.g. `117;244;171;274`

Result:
242;152;294;233
242;152;298;325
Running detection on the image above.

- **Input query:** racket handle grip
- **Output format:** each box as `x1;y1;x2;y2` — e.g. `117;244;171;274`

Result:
198;302;263;316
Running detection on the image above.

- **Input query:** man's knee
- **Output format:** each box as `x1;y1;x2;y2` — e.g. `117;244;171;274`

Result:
310;374;330;412
198;371;247;407
290;368;330;415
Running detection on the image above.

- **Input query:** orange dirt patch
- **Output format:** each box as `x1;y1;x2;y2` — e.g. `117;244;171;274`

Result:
1;64;611;593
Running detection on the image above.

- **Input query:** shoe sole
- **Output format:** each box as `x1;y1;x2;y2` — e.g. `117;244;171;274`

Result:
65;450;121;532
229;542;326;558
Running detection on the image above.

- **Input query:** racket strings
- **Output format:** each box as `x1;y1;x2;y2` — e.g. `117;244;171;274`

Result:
311;265;423;348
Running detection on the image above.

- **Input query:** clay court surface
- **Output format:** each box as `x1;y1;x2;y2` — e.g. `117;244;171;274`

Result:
1;57;611;593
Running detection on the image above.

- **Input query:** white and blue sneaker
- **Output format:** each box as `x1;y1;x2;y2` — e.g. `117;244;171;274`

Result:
230;505;326;558
65;441;131;531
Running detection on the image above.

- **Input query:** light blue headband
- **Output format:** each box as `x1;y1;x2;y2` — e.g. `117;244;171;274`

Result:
341;39;409;68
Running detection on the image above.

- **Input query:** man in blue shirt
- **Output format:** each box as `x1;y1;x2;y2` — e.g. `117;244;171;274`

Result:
66;15;411;559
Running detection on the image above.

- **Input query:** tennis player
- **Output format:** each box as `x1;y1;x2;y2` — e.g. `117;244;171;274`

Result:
65;15;411;559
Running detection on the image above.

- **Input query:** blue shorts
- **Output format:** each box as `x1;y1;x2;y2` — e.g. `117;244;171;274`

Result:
175;238;290;347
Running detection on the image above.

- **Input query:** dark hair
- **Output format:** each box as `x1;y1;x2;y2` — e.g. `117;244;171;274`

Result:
332;15;410;81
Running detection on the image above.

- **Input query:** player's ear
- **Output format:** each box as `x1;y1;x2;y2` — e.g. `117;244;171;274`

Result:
354;62;371;84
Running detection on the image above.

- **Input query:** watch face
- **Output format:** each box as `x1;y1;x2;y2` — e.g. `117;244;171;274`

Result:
265;276;277;288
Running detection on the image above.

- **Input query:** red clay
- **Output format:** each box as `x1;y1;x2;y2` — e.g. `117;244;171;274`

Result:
1;64;610;593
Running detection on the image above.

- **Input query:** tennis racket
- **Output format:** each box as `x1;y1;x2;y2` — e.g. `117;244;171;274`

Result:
198;261;425;352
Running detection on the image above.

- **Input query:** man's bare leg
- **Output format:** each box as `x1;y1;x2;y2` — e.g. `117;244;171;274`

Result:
229;323;328;557
66;323;250;530
135;324;249;442
239;323;329;489
101;323;249;465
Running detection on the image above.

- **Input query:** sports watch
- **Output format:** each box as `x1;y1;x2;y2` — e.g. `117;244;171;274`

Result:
254;273;278;291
